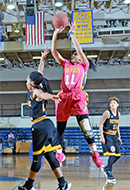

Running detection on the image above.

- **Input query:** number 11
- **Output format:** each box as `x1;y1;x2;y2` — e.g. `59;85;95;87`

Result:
65;74;75;85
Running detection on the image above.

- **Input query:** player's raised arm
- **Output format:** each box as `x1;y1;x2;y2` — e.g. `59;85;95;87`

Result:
38;47;49;75
69;23;88;65
51;27;65;65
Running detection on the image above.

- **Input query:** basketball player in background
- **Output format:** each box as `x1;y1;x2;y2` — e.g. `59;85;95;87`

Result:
18;49;71;190
51;22;104;168
99;96;122;183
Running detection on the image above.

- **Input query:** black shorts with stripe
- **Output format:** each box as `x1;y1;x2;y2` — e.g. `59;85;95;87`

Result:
31;118;61;155
102;133;121;157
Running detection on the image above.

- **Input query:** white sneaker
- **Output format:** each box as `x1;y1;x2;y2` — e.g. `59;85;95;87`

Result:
18;185;36;190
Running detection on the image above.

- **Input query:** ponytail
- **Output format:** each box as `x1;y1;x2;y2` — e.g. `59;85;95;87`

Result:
88;58;97;72
29;71;52;93
41;77;52;94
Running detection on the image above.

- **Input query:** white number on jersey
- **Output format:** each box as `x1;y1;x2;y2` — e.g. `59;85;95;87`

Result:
65;74;75;85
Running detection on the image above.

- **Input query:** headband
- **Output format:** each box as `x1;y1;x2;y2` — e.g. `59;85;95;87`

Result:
110;99;119;104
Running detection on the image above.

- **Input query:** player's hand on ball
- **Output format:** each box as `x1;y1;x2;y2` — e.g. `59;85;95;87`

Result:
55;26;65;34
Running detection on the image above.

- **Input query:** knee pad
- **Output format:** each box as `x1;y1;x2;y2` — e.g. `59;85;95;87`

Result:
45;151;60;170
79;118;95;142
31;158;41;173
49;156;59;170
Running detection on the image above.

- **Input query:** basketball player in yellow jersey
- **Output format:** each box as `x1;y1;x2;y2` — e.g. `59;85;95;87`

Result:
99;96;122;184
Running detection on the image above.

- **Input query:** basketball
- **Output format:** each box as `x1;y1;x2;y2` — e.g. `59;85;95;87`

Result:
52;13;68;28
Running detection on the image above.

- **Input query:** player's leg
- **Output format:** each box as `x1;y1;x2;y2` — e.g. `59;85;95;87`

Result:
106;141;121;183
102;135;121;183
107;155;120;172
18;153;43;190
76;114;104;168
44;151;71;190
55;92;71;167
103;156;117;183
57;121;67;146
56;121;67;167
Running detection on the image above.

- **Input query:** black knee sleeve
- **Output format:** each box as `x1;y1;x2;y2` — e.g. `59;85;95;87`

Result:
44;151;60;170
87;136;95;144
31;154;42;173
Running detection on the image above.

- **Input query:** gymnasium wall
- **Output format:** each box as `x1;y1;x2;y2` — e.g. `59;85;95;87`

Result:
0;62;129;129
0;64;130;81
0;115;129;129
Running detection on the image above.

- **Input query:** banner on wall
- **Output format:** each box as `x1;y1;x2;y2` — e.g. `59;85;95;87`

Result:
72;10;94;44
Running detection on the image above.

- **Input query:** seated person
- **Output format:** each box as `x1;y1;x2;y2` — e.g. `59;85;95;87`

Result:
8;131;15;147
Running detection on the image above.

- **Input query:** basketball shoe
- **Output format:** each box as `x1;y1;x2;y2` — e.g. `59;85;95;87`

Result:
91;151;104;168
106;171;116;184
57;181;72;190
56;152;66;167
18;184;36;190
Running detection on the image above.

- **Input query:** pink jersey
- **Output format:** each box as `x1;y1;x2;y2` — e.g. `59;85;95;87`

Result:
61;59;89;92
8;134;14;138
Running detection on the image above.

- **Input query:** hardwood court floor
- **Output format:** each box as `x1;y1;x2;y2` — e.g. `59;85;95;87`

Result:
0;154;130;190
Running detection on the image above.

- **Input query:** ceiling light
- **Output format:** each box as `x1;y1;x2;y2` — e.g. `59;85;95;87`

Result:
0;58;5;61
33;56;41;59
128;54;130;57
124;0;130;3
55;0;63;7
87;55;98;58
7;3;15;9
14;24;20;33
14;29;20;33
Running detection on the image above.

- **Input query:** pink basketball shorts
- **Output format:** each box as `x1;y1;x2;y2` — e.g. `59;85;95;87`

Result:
56;89;89;122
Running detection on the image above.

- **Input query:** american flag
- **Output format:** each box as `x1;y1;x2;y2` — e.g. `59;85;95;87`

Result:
25;12;45;45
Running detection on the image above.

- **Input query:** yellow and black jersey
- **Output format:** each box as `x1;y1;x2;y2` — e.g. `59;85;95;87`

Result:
27;89;46;121
103;109;120;135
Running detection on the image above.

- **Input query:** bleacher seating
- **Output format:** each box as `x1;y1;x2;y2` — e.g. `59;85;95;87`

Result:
64;127;130;154
0;127;130;154
0;128;32;150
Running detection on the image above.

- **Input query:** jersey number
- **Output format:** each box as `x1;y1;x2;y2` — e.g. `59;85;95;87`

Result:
65;74;75;85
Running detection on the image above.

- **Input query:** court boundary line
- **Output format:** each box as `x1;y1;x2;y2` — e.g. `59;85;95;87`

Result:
11;179;25;190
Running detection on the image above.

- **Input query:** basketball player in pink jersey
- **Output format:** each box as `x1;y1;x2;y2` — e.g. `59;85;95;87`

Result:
51;23;104;168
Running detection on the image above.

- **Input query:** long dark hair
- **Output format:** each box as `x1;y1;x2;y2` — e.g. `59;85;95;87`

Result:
29;71;52;93
88;58;97;72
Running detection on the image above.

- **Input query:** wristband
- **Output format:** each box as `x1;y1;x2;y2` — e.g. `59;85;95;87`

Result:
69;31;74;35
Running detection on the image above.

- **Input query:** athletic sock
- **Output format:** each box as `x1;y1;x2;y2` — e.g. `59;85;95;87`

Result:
25;178;35;188
58;176;66;186
57;148;62;154
90;144;97;154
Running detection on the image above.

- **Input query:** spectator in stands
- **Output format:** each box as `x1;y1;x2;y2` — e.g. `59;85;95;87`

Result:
8;131;15;148
50;23;104;168
18;48;71;190
99;96;122;184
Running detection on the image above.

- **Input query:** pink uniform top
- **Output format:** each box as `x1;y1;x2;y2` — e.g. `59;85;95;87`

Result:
8;134;14;138
61;59;89;92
